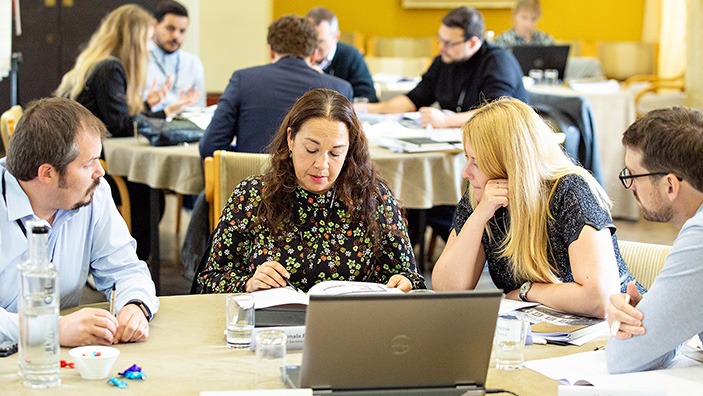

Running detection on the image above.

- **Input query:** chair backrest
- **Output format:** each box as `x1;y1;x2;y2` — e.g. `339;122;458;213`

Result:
618;240;671;290
364;56;431;78
1;105;23;152
204;150;270;231
367;36;437;57
99;159;132;233
598;41;657;81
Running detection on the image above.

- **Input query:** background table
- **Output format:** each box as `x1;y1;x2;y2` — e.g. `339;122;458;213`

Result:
0;294;603;395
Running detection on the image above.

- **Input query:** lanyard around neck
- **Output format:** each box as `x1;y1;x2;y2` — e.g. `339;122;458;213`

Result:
2;170;27;237
151;49;180;93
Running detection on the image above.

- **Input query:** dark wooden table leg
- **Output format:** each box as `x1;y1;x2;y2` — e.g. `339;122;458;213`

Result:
149;187;161;294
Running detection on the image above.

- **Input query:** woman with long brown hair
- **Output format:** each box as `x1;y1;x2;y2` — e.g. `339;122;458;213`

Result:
197;89;424;293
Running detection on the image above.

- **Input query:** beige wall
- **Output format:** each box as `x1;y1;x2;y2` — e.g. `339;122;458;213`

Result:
195;0;272;93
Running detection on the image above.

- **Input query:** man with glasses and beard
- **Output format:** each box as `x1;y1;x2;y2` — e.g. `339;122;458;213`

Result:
355;6;527;128
605;106;703;373
0;98;159;348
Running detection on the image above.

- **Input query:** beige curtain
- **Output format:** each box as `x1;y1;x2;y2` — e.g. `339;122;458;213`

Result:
643;0;686;79
687;0;703;108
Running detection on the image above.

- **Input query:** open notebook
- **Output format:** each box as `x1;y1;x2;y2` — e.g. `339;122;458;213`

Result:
286;290;503;395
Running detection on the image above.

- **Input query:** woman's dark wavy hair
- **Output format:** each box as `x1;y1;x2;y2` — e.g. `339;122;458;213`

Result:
259;88;385;242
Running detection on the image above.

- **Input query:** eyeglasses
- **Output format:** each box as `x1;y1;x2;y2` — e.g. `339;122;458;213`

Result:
618;168;683;189
436;35;468;48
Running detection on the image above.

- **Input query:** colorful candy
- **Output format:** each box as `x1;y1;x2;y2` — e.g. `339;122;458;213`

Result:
118;363;142;376
107;377;128;389
121;371;146;380
60;360;75;369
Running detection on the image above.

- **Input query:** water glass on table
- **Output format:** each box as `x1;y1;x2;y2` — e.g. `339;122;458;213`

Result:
225;294;255;348
528;69;544;85
543;69;560;85
493;314;528;370
255;330;287;389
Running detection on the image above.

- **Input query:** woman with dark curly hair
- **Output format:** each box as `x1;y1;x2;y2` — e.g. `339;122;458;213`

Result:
197;89;425;293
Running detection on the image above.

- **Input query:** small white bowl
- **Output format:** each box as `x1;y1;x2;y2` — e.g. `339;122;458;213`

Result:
69;346;120;380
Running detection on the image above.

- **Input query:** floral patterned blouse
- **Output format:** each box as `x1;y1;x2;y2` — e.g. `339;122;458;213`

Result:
197;176;425;293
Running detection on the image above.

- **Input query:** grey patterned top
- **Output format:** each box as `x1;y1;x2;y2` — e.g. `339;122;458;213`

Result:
493;29;555;49
452;174;644;294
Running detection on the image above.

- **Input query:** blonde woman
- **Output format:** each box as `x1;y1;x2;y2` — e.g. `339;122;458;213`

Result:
55;4;198;138
55;4;198;260
432;98;643;318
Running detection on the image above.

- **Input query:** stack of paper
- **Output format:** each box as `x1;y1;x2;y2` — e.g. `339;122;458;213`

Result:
516;304;607;346
530;321;608;346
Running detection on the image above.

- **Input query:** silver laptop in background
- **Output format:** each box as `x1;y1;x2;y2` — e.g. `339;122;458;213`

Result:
287;290;503;396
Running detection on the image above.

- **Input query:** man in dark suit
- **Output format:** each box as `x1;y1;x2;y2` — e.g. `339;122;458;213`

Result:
199;14;353;158
306;7;378;103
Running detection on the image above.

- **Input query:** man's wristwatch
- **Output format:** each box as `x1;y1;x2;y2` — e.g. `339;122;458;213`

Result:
519;281;533;302
126;300;151;321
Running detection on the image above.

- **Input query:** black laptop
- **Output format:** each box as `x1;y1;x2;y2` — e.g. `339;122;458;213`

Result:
286;290;503;395
511;44;571;81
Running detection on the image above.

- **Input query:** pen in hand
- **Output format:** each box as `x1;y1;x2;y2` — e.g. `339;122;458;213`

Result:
610;294;631;336
284;276;299;292
109;282;116;316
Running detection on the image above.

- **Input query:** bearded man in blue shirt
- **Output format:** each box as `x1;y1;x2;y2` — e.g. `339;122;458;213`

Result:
0;98;159;347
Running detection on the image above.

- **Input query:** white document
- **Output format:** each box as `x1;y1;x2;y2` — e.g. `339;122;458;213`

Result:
525;350;703;394
251;280;403;310
499;298;539;315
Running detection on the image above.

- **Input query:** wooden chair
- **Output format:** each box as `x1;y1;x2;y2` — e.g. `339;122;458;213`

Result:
364;56;431;78
1;105;22;153
618;240;671;290
366;36;438;58
204;150;270;232
99;159;132;233
597;41;657;81
624;73;686;119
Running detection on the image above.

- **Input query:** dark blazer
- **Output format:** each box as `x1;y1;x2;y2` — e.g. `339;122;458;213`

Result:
199;56;353;158
74;57;165;138
323;42;378;102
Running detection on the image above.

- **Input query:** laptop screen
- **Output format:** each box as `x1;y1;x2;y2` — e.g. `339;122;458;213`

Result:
299;290;503;393
511;45;571;81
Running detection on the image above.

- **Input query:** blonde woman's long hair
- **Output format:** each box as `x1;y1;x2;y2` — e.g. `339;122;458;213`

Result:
55;4;153;115
464;98;611;283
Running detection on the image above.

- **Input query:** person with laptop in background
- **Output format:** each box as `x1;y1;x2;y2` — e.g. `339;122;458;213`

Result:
196;89;425;294
493;0;555;48
606;107;703;373
306;7;378;103
432;98;643;318
354;6;527;128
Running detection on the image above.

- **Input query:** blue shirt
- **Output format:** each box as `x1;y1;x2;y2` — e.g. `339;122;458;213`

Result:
146;40;206;111
606;204;703;373
0;160;159;343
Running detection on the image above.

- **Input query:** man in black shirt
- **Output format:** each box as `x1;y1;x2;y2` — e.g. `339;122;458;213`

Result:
357;6;527;128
